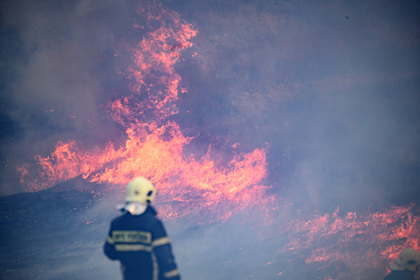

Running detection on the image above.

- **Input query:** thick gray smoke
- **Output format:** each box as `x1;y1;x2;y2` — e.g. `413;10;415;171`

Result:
2;0;420;203
0;0;136;194
1;0;420;279
170;0;420;213
2;0;419;209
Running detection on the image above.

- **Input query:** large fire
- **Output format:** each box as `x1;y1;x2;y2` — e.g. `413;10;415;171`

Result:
18;4;420;279
18;5;273;222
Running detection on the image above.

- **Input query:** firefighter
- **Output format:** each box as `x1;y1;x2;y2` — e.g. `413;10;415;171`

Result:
104;177;181;280
383;248;420;280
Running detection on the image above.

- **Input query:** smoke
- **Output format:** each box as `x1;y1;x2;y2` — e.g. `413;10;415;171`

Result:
168;0;420;215
2;0;419;204
0;0;137;194
1;0;420;279
40;188;418;280
67;191;287;280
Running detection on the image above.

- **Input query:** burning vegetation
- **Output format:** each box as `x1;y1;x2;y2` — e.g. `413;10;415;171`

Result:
17;4;420;280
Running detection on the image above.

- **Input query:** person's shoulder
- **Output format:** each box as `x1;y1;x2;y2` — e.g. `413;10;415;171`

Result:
143;206;165;226
142;206;159;220
110;212;130;225
145;205;157;216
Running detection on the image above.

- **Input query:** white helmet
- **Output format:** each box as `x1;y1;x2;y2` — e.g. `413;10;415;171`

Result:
125;177;156;205
389;248;420;272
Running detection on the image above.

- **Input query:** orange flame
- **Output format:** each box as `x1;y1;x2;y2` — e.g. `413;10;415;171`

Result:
17;5;420;274
19;5;273;222
284;205;420;271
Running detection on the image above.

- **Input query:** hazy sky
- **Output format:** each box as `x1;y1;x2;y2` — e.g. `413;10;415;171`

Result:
1;0;420;214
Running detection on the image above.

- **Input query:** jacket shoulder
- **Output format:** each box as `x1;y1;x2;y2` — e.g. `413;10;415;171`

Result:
109;208;162;230
110;212;128;225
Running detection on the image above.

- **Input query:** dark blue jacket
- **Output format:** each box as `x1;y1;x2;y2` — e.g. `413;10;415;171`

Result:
104;206;180;280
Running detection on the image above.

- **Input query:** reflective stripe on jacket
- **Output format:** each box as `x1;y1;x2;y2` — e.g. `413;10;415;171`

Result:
104;206;180;280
